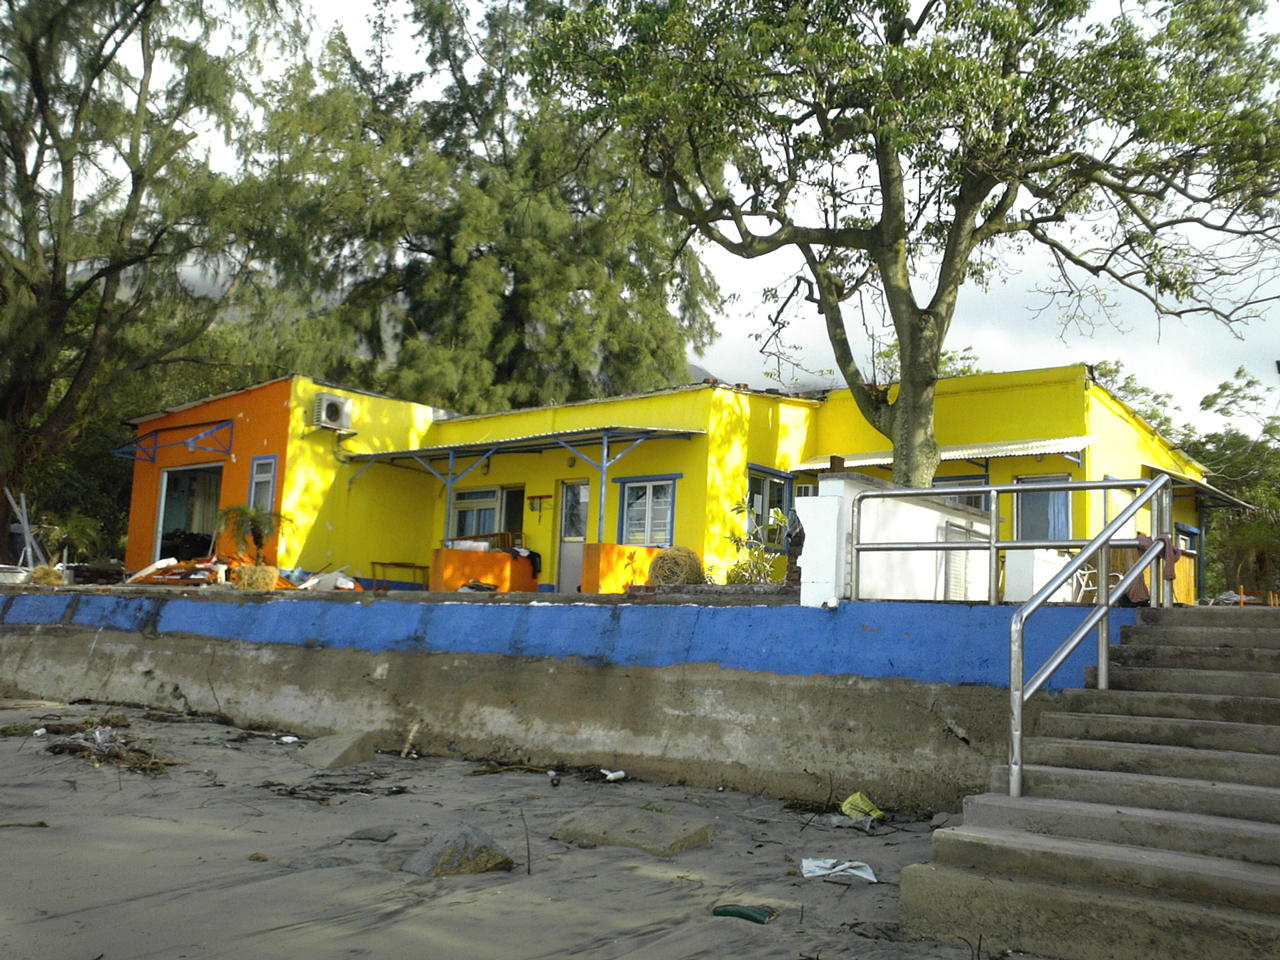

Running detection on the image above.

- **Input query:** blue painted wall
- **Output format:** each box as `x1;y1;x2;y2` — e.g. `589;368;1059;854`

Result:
1;592;1138;690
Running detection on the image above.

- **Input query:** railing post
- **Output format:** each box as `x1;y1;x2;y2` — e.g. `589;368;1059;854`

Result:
988;491;1001;605
1163;484;1176;608
849;496;862;602
1097;547;1110;691
1009;613;1024;797
1151;489;1164;607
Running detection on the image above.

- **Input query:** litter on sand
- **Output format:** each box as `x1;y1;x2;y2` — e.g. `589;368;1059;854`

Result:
712;904;780;924
801;859;877;883
839;791;886;821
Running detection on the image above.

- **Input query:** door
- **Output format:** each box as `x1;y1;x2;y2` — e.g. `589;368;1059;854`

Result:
156;464;223;561
556;480;589;592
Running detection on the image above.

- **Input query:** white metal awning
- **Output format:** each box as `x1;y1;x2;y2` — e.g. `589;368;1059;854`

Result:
794;436;1095;472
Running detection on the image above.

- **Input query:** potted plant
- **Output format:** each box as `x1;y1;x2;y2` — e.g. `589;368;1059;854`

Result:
215;504;288;590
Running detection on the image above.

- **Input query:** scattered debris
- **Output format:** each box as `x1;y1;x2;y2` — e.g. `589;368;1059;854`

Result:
601;768;626;782
839;791;886;821
400;721;421;758
45;724;173;775
401;824;515;877
127;553;295;589
800;858;877;883
712;904;780;924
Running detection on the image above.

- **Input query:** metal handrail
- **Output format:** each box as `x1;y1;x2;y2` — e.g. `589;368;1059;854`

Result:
848;478;1157;604
1008;473;1175;796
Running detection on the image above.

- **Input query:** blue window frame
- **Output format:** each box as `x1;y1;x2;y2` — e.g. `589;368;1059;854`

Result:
249;455;277;512
613;473;681;547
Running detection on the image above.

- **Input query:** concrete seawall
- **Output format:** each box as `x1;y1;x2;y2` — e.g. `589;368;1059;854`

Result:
0;588;1134;812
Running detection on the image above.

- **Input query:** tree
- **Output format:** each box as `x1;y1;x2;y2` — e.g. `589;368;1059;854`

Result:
1183;368;1280;595
535;0;1280;485
0;0;307;560
253;0;719;415
1098;361;1280;596
215;503;287;566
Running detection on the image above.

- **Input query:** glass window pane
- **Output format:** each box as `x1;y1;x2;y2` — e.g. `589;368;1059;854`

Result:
1017;477;1070;540
562;483;588;539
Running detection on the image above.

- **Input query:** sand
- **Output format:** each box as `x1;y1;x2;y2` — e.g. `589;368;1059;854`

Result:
0;698;1038;960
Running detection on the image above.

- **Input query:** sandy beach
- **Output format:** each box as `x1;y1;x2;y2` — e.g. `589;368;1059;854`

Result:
0;698;1041;960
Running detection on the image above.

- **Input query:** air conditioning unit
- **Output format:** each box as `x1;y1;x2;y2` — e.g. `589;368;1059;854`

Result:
313;392;352;430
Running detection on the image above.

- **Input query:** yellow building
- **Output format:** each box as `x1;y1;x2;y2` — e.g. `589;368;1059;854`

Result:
119;364;1227;597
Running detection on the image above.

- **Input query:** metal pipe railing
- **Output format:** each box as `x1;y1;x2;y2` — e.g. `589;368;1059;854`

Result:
848;478;1153;604
1007;474;1175;797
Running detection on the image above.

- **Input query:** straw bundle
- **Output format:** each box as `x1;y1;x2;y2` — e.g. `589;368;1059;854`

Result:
646;546;704;586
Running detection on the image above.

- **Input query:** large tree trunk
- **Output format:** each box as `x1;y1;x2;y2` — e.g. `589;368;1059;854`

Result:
889;370;940;488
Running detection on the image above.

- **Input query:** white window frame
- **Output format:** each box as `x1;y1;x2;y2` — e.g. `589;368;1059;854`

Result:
249;455;277;512
452;487;499;539
748;467;790;548
617;477;676;547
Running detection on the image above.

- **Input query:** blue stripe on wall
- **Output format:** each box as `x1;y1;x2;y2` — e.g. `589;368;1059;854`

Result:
2;592;1137;690
2;593;1141;691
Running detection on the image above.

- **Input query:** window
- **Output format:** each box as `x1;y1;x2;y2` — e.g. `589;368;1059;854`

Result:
249;456;277;512
615;475;679;546
748;467;791;547
1016;475;1071;541
501;486;525;535
453;488;498;538
794;483;817;498
944;522;987;600
932;474;988;511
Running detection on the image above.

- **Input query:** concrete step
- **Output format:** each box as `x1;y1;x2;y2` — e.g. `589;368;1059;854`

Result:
900;860;1280;960
990;764;1280;824
1120;623;1280;649
1112;643;1280;672
1049;688;1280;725
1092;665;1280;698
1137;607;1280;629
962;792;1280;866
1034;711;1280;755
931;824;1280;914
1024;737;1280;788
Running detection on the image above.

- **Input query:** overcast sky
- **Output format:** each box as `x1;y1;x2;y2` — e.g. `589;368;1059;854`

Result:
307;2;1280;431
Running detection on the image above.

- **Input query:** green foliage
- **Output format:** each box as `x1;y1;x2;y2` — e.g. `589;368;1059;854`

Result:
0;0;308;559
1099;361;1279;596
1182;369;1280;596
536;0;1280;486
252;0;720;414
215;505;288;566
723;495;787;585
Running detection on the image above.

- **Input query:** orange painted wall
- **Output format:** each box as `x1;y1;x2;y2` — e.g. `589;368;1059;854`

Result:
123;378;294;572
581;543;665;593
428;548;539;593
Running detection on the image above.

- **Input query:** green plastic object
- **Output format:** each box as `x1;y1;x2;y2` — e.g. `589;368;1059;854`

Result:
712;904;780;924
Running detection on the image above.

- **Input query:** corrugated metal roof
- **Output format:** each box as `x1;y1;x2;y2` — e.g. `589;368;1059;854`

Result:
349;426;705;464
794;436;1095;472
1144;465;1252;509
